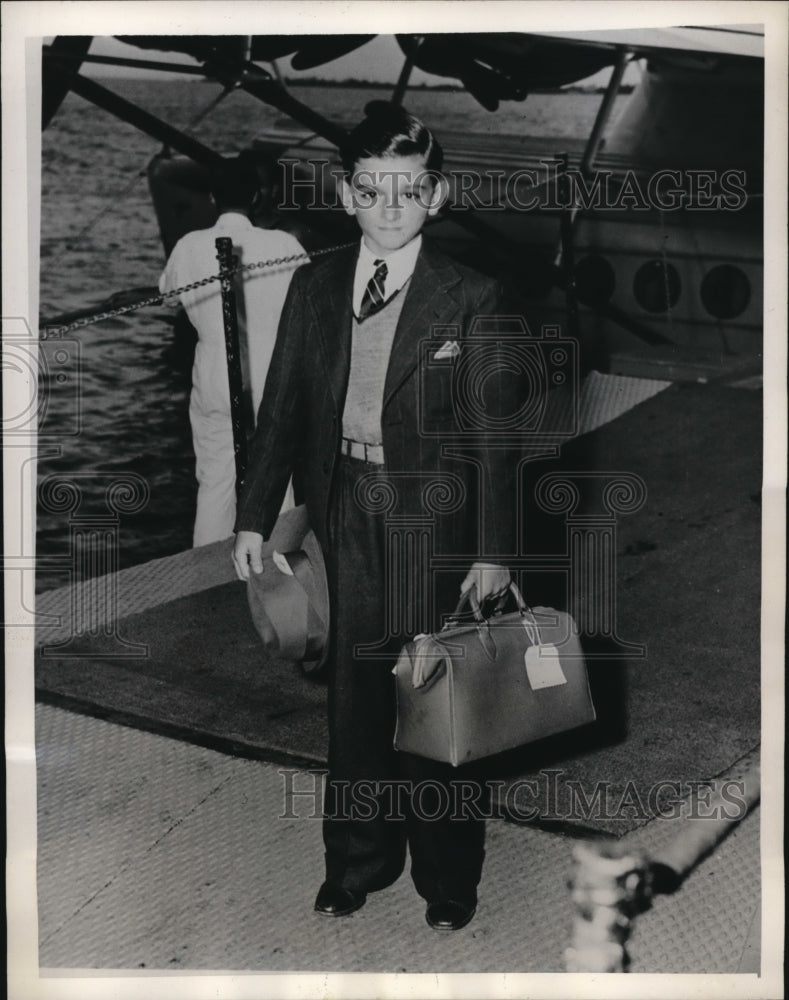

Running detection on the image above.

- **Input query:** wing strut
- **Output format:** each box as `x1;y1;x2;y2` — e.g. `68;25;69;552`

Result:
581;49;631;176
42;36;93;128
63;73;225;168
211;60;348;148
391;36;424;107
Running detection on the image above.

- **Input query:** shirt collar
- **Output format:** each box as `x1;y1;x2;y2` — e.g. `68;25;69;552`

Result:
354;235;421;313
217;211;252;226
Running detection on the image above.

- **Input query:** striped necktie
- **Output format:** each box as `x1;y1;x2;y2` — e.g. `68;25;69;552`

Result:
358;259;388;322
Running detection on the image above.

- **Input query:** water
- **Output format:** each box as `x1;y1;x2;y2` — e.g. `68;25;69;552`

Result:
37;79;617;592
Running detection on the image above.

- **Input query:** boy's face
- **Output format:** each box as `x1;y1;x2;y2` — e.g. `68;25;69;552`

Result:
341;154;443;257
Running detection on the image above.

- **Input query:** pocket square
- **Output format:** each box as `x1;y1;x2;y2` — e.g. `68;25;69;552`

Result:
434;340;460;360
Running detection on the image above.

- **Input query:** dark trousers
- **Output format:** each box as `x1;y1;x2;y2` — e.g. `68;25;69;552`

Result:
322;456;487;903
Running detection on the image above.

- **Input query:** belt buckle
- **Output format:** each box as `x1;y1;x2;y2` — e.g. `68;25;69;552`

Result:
342;438;381;464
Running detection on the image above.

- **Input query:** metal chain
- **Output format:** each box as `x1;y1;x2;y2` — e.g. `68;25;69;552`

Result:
44;241;356;337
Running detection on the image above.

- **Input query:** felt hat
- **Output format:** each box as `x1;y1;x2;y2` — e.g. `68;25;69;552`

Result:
246;506;330;673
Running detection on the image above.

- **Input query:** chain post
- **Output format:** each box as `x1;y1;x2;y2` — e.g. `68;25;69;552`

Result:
216;236;248;497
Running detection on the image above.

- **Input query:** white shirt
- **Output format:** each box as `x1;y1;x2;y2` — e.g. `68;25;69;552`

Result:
159;212;304;418
352;235;422;318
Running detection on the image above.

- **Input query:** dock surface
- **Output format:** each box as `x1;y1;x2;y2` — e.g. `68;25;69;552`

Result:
36;699;760;974
21;369;774;987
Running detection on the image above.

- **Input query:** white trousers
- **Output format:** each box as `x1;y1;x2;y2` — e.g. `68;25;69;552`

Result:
190;401;292;547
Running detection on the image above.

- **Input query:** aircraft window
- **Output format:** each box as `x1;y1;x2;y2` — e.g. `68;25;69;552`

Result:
700;265;751;320
575;256;615;306
633;260;681;314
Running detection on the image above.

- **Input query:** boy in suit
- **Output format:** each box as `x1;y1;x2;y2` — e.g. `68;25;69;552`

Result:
233;108;521;930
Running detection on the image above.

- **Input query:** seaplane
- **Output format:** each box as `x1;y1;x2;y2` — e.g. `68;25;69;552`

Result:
41;25;764;382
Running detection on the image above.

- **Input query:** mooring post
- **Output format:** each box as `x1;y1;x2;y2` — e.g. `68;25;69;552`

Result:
565;841;652;973
216;236;248;497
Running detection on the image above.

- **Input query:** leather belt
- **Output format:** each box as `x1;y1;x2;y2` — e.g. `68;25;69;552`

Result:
341;437;384;465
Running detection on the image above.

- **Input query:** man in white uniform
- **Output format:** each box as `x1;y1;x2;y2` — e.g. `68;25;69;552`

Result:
160;156;305;545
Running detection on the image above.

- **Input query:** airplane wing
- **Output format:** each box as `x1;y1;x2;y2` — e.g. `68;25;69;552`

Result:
114;26;764;112
115;35;376;68
392;27;764;108
528;25;765;59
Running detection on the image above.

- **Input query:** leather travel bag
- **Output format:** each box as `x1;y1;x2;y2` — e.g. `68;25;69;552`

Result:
392;583;596;766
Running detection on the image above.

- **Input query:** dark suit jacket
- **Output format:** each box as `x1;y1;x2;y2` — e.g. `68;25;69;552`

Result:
235;238;523;561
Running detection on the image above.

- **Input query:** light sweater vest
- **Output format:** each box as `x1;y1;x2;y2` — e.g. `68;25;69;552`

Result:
342;281;410;445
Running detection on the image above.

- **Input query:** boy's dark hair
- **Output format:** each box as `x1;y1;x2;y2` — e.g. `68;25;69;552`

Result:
340;103;443;176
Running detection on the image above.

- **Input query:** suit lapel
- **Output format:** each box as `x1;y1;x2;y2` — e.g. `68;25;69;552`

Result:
310;244;358;405
382;241;463;410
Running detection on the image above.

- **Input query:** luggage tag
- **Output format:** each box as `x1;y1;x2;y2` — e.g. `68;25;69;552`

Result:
522;619;567;689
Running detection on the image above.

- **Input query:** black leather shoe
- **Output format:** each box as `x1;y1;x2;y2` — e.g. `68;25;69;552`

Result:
425;899;477;931
314;881;367;917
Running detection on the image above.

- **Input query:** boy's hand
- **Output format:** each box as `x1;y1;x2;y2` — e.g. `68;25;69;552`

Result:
233;530;265;581
460;562;510;603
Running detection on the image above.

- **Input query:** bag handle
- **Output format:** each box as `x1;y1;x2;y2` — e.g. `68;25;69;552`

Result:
446;584;499;659
451;584;486;623
452;580;531;620
452;582;543;647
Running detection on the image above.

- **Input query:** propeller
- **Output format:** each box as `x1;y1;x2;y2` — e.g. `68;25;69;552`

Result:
288;35;377;69
395;33;614;109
